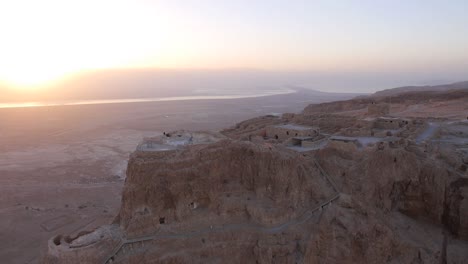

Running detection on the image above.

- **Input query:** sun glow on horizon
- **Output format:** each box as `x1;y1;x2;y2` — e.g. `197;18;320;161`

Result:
0;0;173;89
0;65;73;89
1;0;467;91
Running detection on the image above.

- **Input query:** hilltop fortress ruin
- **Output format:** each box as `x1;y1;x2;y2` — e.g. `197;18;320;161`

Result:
45;90;468;264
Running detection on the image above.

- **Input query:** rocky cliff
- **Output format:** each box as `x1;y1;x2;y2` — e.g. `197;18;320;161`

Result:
44;90;468;263
118;139;336;237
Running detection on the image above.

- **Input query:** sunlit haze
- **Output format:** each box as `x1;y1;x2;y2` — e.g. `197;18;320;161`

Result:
2;2;468;262
1;0;467;92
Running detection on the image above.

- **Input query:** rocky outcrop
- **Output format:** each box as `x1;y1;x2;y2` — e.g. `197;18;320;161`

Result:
45;130;468;263
443;178;468;239
316;140;468;240
44;89;468;263
118;139;335;237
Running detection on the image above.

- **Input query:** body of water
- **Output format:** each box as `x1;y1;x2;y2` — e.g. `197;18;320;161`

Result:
0;88;296;109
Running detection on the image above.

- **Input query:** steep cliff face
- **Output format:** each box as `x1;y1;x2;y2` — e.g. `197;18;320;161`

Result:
304;195;442;264
45;134;468;263
115;135;468;263
316;140;468;240
443;178;468;239
117;139;335;237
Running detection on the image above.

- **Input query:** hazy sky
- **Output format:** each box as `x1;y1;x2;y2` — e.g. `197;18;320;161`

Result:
0;0;467;90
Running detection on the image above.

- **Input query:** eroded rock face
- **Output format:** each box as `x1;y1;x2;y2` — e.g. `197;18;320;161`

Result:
117;139;335;237
316;140;468;243
443;178;468;239
44;120;468;263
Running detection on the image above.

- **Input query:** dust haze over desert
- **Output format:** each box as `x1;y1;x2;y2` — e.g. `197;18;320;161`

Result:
1;1;468;264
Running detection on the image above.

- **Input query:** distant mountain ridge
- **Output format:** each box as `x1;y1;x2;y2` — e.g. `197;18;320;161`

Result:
372;81;468;97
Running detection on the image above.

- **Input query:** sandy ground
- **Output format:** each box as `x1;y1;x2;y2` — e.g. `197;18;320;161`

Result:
0;91;355;263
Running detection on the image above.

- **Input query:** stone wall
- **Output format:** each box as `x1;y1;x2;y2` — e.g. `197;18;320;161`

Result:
374;118;401;130
266;125;319;141
368;103;390;116
44;225;121;264
292;114;357;133
301;138;328;148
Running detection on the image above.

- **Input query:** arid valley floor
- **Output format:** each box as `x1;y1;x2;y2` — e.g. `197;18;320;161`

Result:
1;84;468;263
0;89;353;263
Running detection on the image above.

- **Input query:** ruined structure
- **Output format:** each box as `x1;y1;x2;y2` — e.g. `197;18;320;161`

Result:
367;102;390;116
137;130;225;152
45;133;340;263
265;124;319;140
329;135;360;145
374;117;408;130
44;88;468;264
45;125;468;263
290;136;328;149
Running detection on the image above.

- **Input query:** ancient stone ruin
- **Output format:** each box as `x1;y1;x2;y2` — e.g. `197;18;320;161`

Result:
44;93;468;263
367;101;390;116
265;123;319;140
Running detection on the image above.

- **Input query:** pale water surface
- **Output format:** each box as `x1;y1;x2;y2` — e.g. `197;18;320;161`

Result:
0;88;295;109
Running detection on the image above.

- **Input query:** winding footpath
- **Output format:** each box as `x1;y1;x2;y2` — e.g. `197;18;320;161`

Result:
103;158;340;264
416;122;439;144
